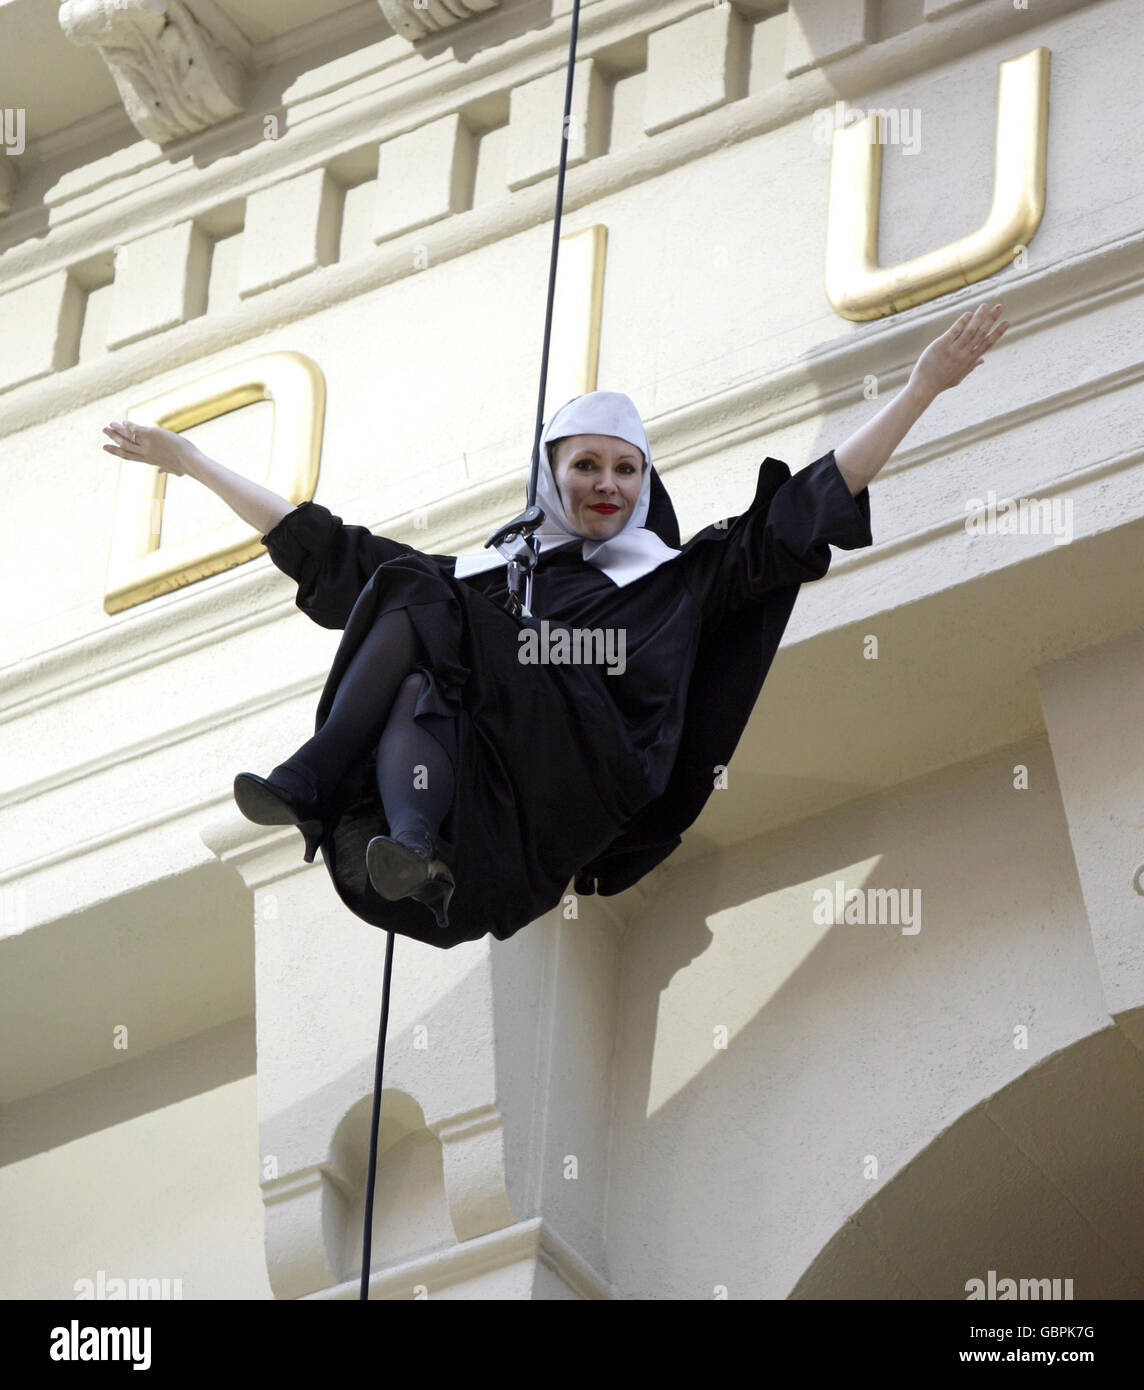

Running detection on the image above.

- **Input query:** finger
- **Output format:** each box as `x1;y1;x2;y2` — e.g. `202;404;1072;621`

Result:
973;320;1008;352
966;304;992;337
951;305;988;345
967;309;1004;350
979;305;1004;333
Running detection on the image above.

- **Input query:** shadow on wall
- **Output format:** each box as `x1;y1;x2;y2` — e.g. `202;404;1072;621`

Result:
790;1014;1144;1300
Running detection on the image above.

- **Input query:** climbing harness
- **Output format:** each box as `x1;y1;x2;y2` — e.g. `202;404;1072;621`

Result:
357;0;581;1299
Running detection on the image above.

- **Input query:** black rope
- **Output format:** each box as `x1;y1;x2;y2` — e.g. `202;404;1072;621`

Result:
484;0;583;619
360;929;394;1300
521;0;583;618
358;0;582;1299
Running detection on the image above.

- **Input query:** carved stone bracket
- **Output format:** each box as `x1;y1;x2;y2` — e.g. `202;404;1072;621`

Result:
58;0;247;145
380;0;501;44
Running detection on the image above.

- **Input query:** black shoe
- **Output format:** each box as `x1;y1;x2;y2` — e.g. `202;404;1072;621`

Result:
366;831;455;930
233;765;324;864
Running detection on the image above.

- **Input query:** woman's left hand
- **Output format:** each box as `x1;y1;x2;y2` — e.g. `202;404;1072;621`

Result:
909;303;1009;398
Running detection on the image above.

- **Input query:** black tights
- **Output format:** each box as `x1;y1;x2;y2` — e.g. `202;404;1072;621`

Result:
274;607;455;847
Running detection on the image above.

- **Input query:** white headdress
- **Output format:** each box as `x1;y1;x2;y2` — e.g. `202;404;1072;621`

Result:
453;391;682;588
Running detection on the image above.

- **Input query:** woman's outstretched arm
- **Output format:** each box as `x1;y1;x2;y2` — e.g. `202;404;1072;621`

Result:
833;302;1009;497
101;420;295;535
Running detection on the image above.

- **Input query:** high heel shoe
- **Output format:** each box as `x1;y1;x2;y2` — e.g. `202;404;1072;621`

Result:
233;765;325;864
366;830;456;930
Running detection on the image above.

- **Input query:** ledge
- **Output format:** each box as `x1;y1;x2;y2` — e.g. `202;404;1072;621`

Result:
0;0;1096;347
0;318;908;703
1;223;1141;713
303;1214;614;1299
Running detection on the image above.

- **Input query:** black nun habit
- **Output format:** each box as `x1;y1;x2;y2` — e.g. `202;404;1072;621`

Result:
255;402;873;949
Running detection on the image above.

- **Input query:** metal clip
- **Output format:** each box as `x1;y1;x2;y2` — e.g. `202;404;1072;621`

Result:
485;505;545;567
486;505;545;619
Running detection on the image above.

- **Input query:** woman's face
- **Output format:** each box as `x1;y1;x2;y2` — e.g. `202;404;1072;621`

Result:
550;433;645;540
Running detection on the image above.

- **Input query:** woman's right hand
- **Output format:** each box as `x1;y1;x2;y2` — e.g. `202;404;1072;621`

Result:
101;420;200;477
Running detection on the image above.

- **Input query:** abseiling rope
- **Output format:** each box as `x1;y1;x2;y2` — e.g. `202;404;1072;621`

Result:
357;0;583;1301
520;0;583;619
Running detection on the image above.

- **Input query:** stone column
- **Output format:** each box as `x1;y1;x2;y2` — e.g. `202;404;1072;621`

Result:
1036;627;1144;1049
202;811;621;1298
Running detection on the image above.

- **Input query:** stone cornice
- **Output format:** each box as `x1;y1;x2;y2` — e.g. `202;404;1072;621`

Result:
9;0;1098;260
51;0;516;157
0;0;1101;441
6;0;676;241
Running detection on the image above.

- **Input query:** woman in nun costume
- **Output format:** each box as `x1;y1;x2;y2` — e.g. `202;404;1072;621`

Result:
94;308;1008;947
225;386;872;947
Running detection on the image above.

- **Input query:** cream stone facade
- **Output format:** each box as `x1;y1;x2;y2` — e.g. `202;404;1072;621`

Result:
1;0;1142;1300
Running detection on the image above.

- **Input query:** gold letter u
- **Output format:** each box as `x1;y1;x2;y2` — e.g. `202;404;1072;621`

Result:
825;46;1049;321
